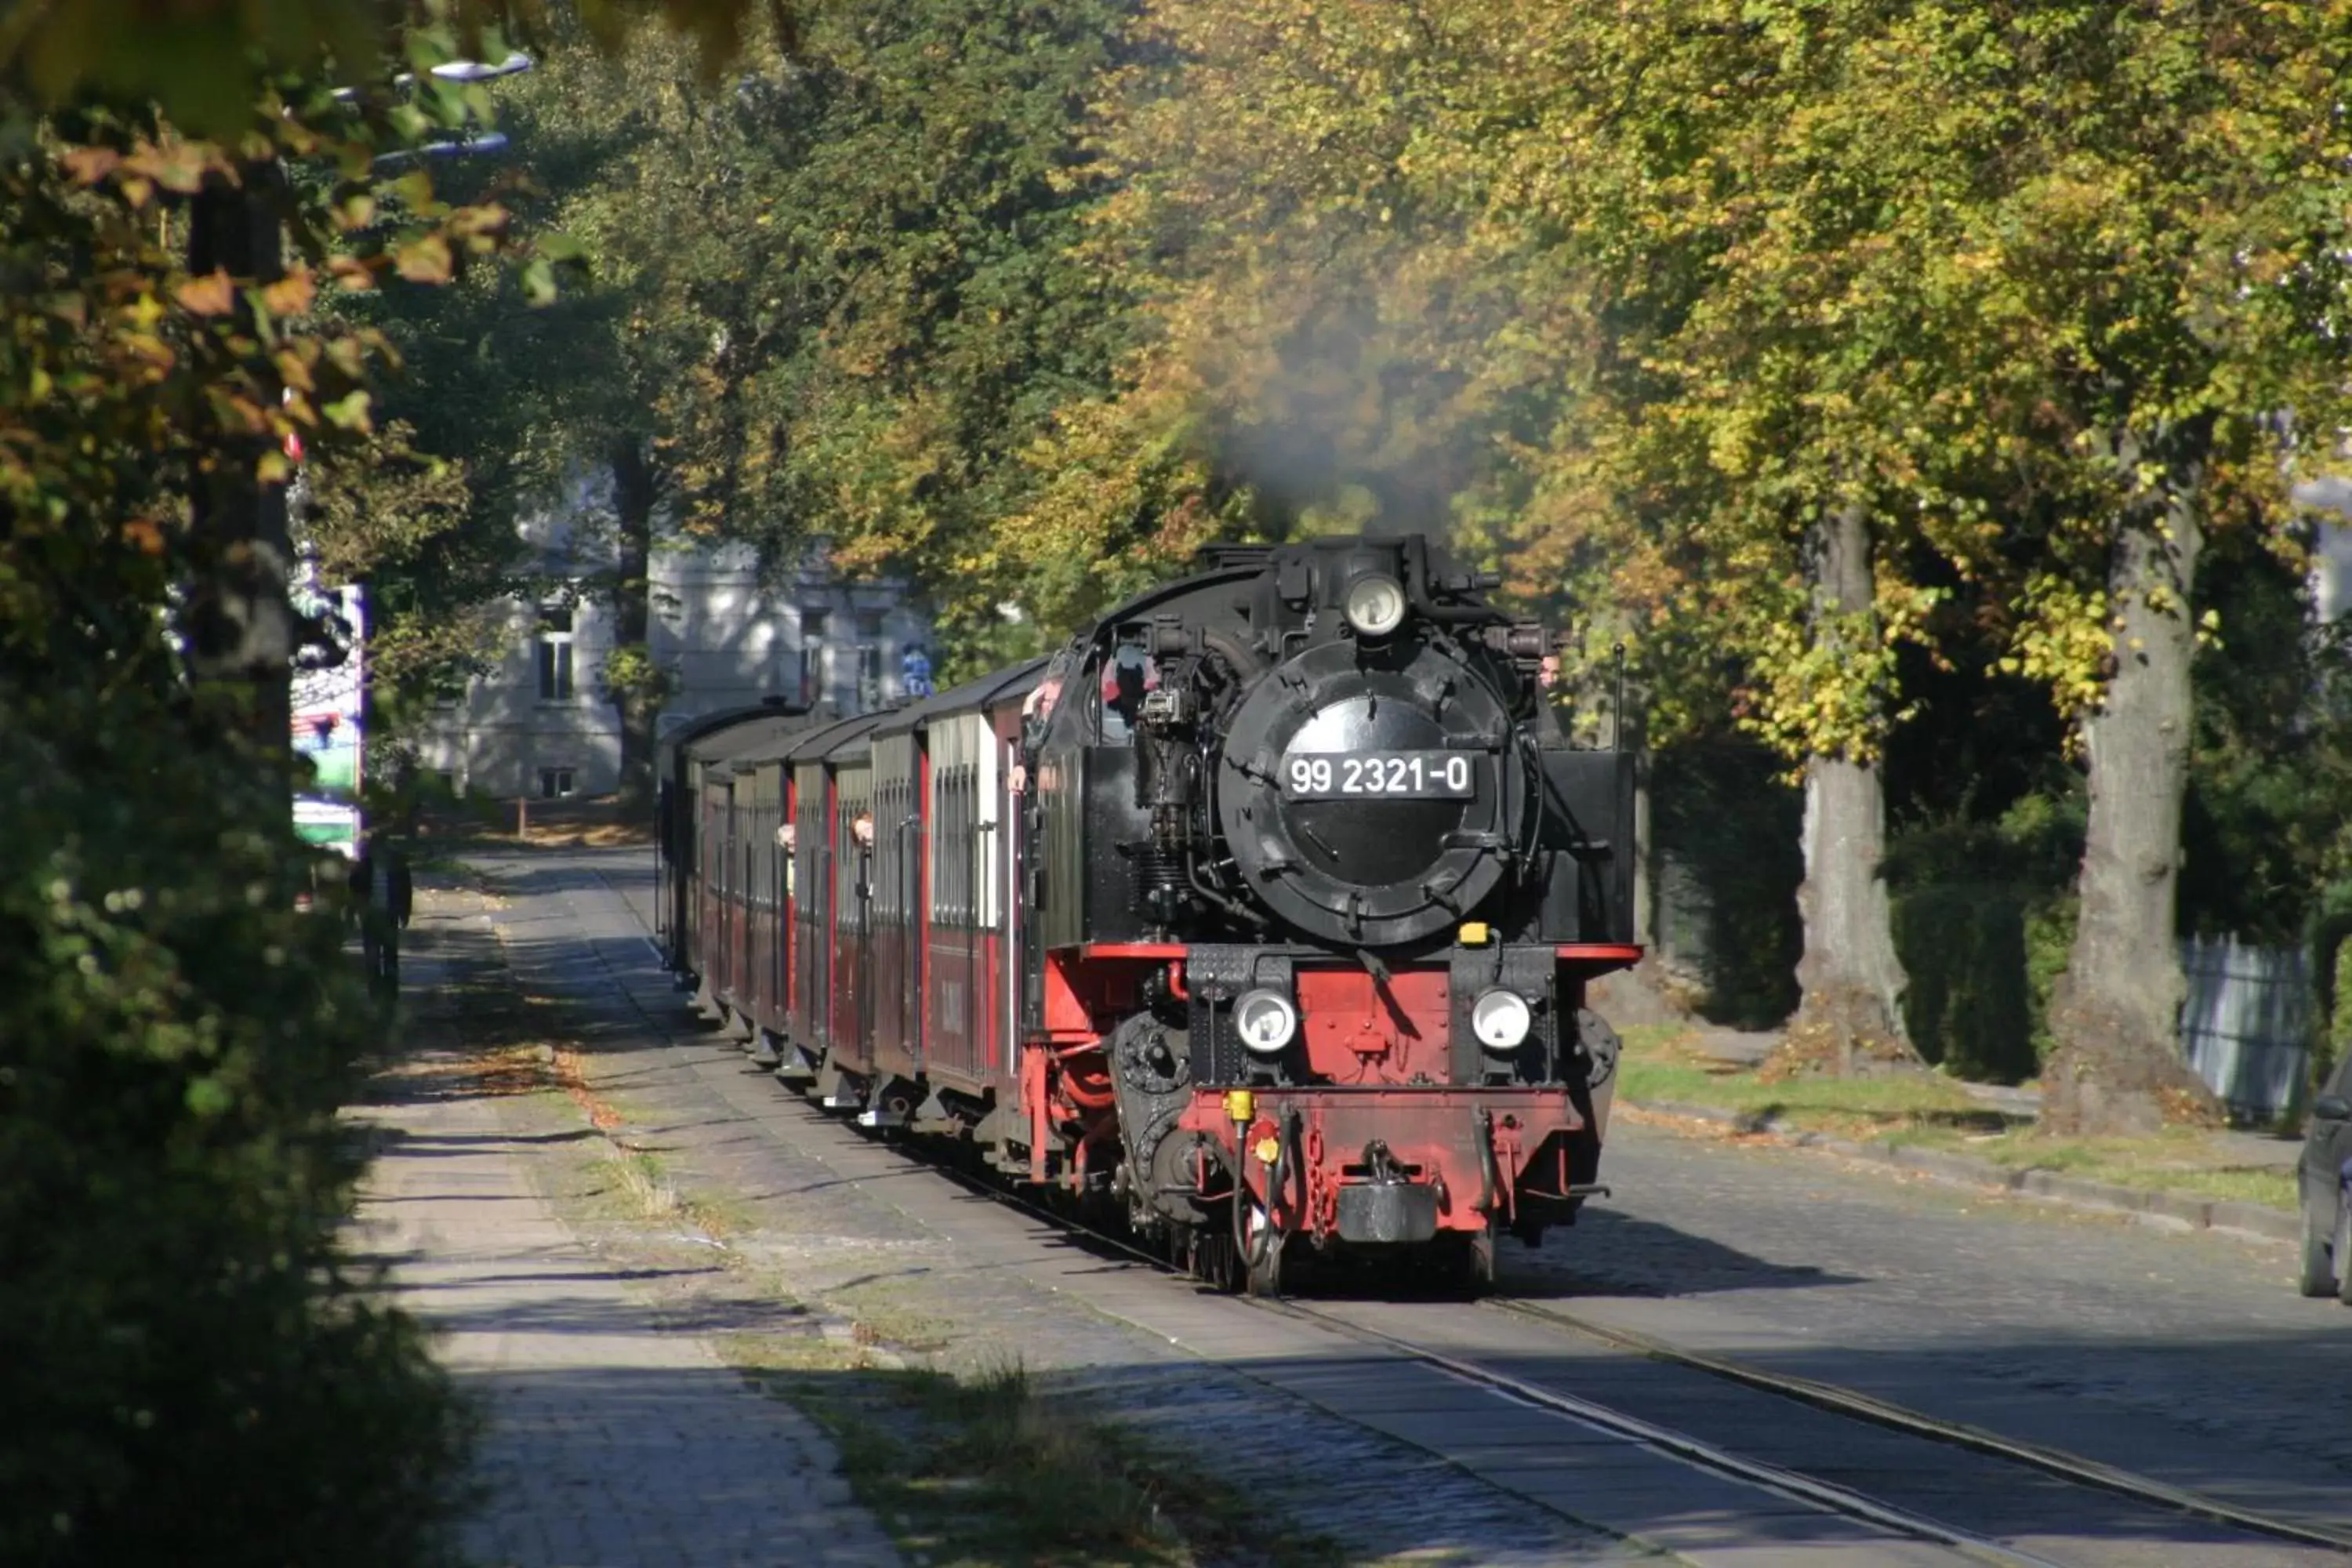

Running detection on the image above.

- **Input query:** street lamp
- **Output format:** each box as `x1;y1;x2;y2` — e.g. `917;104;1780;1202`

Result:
370;132;511;172
332;52;534;102
343;53;534;170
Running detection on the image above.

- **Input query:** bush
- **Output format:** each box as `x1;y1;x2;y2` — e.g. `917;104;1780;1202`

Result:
1890;884;2037;1083
0;684;471;1567
1881;797;2084;1079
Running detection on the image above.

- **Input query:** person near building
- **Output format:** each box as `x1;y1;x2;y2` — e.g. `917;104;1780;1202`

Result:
901;643;935;699
350;835;415;999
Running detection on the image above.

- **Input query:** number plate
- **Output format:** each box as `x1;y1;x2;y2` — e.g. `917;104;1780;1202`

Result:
1280;750;1476;800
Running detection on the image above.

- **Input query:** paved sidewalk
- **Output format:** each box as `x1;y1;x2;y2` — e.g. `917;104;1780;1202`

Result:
354;1011;899;1565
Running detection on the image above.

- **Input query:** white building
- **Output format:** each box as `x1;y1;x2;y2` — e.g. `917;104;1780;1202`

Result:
415;488;927;798
2296;476;2352;622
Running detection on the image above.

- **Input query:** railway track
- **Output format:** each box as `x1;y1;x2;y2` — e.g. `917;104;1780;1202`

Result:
1482;1298;2352;1559
577;852;2349;1566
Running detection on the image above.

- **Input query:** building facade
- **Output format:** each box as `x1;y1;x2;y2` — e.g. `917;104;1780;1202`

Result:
416;522;926;800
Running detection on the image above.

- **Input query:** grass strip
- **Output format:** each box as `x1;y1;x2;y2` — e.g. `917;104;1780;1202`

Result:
1618;1025;2298;1214
724;1344;1341;1568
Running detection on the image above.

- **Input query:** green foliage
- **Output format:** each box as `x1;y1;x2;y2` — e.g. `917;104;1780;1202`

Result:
1889;887;2034;1084
0;702;470;1565
720;0;1146;656
2324;942;2352;1094
2181;539;2352;946
1886;796;2084;1074
0;411;473;1552
361;2;1145;678
598;640;672;705
300;419;510;701
0;47;507;1565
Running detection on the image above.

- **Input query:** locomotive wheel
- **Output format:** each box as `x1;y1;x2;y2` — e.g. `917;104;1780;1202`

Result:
1190;1229;1240;1292
1457;1227;1497;1298
1244;1236;1285;1299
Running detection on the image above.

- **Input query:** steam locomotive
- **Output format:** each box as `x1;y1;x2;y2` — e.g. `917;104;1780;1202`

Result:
657;535;1635;1292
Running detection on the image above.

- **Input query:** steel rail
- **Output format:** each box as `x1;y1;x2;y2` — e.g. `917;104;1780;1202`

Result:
1487;1296;2352;1557
1266;1297;2062;1568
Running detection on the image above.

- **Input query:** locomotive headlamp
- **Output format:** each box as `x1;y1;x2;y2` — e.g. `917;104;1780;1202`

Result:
1233;988;1299;1055
1343;573;1408;637
1470;987;1534;1051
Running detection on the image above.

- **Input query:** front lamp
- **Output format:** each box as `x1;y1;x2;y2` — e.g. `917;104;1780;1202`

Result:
1343;573;1408;637
1470;988;1534;1051
1234;988;1299;1055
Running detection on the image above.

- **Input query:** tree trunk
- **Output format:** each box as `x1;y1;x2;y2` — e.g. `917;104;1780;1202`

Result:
609;437;659;820
1786;503;1918;1076
183;164;296;773
2043;483;2222;1134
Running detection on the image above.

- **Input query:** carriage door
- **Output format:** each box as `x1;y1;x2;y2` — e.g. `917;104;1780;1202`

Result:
857;795;877;1062
719;782;737;998
898;772;921;1071
786;775;804;1025
815;779;835;1051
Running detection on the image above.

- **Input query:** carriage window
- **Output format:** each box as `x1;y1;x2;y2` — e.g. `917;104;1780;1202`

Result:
837;800;865;929
876;780;904;921
940;768;960;929
797;797;820;923
874;786;891;921
757;805;772;912
936;764;978;930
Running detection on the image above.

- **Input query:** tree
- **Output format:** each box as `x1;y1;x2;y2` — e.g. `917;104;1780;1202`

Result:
1445;2;2352;1119
713;0;1146;676
0;0;783;136
1076;1;1942;1066
1692;1;2352;1131
1961;5;2352;1132
0;100;476;1566
355;16;814;811
2;4;779;1552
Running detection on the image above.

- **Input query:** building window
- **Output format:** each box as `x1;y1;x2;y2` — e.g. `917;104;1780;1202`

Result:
539;767;575;800
537;607;575;702
436;768;458;797
802;608;829;640
855;609;885;639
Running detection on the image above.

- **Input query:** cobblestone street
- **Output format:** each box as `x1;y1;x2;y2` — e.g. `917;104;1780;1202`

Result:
360;848;2352;1566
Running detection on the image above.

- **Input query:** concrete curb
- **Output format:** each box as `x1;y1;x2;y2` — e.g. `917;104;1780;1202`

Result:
1621;1097;2300;1245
